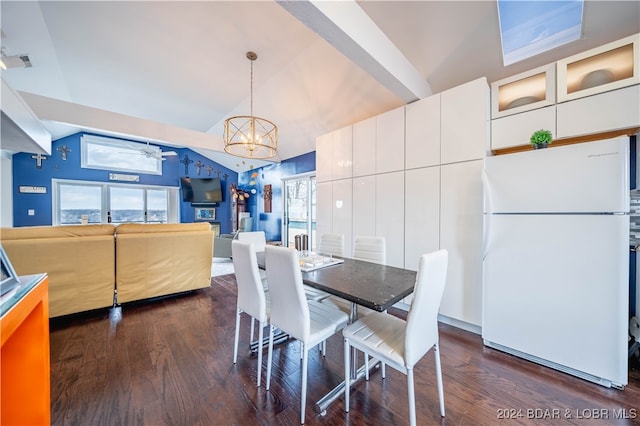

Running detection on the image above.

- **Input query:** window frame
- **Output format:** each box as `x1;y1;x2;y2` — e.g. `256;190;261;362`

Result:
81;134;163;175
52;178;179;225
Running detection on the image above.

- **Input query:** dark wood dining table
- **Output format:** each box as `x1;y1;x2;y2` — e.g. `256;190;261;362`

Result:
301;257;417;414
257;251;418;414
301;257;416;314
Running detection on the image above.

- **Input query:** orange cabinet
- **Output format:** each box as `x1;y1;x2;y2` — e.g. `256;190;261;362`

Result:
1;274;50;426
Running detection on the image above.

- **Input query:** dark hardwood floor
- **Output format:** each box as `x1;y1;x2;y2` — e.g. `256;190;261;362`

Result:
50;274;640;425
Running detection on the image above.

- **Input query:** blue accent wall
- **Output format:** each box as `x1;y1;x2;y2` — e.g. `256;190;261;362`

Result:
12;132;238;232
237;151;315;241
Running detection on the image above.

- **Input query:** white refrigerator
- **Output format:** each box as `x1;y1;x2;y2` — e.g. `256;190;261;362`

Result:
482;137;629;388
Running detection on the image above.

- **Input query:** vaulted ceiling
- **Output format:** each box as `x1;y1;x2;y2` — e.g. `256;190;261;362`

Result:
1;1;638;171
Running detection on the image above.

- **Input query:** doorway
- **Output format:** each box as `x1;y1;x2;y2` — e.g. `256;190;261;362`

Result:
283;173;316;250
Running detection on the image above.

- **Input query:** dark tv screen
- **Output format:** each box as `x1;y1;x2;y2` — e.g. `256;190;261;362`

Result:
180;177;223;203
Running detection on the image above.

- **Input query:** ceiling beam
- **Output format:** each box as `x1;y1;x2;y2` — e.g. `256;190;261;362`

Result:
19;91;222;151
278;0;431;103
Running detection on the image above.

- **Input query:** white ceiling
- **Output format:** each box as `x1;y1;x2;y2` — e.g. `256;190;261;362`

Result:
1;1;638;172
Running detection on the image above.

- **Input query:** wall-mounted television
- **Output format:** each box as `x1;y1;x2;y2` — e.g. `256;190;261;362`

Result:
180;177;223;204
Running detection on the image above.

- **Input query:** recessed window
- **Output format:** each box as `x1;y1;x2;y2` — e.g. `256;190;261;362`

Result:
53;179;178;225
81;134;162;175
498;0;584;66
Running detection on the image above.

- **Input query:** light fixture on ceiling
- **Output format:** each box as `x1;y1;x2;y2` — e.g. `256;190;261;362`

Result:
0;47;32;70
223;51;277;159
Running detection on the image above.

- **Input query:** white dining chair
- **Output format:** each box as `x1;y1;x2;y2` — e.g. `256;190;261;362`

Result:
264;245;349;424
343;249;448;426
238;231;267;252
232;240;269;387
352;235;386;264
317;233;344;257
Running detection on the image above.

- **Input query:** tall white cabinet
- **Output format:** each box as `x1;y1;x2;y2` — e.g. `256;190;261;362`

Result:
316;77;489;329
375;171;405;268
315;125;354;256
439;160;484;326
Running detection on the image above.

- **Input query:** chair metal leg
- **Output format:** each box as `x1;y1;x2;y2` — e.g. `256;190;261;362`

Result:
266;325;274;391
256;322;264;387
250;317;255;344
407;367;416;426
301;347;308;424
364;353;369;380
233;308;241;364
344;337;350;412
434;343;445;417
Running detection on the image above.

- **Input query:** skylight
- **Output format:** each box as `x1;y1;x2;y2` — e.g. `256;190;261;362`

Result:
498;0;584;66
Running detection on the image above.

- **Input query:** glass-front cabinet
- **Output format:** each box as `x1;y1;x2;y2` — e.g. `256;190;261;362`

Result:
491;63;556;119
557;33;639;102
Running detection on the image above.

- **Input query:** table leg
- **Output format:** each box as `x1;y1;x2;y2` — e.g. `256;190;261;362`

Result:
315;302;377;415
315;359;380;414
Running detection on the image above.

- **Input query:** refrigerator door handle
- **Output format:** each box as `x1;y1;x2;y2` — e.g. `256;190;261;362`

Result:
481;168;492;260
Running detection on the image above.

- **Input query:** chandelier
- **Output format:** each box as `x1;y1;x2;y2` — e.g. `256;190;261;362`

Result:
223;51;278;159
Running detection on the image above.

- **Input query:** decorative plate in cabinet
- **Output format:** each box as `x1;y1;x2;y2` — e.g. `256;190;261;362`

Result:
557;33;639;102
491;63;556;119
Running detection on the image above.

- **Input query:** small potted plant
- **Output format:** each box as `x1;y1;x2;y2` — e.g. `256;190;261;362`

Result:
530;129;553;149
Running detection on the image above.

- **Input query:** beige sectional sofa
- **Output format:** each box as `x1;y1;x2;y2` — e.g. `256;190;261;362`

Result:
1;224;116;317
0;222;213;317
115;223;213;303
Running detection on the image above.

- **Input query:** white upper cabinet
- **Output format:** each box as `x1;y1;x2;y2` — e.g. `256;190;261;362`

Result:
376;106;405;173
441;77;490;164
353;116;376;177
316;125;353;182
491;105;556;151
557;33;640;103
405;94;441;169
556;84;640;138
315;132;332;183
491;63;556;119
332;125;353;180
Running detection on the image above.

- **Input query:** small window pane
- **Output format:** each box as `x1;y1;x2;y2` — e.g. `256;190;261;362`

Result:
110;187;144;224
82;135;162;175
59;184;102;224
147;189;168;223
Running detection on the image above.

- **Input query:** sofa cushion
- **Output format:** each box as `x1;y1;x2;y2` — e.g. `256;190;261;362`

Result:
1;224;116;239
115;222;211;235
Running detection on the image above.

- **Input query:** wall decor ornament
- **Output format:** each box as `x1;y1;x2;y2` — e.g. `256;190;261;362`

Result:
205;164;213;176
195;160;203;175
57;145;71;160
264;184;272;213
180;154;193;174
31;153;47;168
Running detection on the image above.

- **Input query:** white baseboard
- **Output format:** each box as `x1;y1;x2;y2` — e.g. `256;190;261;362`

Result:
437;314;482;335
392;302;482;335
